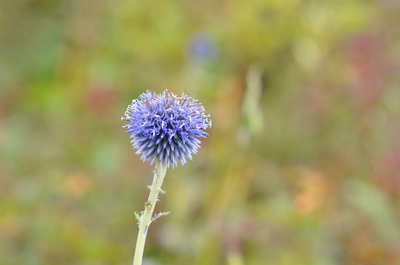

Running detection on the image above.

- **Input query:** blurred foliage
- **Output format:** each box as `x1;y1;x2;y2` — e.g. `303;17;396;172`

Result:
1;0;400;264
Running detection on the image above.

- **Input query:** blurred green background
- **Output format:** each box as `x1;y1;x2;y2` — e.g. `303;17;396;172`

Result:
1;0;400;264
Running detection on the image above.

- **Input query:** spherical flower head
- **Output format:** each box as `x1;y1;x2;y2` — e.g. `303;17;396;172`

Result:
122;90;212;168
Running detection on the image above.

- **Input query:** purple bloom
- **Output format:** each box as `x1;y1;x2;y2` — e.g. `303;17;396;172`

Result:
122;90;211;168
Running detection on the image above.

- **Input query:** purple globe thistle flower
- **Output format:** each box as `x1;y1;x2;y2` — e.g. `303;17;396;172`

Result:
122;90;211;168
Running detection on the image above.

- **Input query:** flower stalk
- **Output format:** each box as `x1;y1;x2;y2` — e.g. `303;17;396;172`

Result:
133;162;168;265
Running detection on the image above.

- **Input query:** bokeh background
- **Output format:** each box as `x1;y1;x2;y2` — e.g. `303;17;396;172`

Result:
1;0;400;264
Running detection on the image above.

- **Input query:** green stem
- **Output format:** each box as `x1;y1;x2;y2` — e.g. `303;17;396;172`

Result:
133;162;168;265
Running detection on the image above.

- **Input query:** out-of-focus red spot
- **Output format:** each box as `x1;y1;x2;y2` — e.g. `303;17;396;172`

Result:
345;33;391;108
374;150;400;196
86;84;117;113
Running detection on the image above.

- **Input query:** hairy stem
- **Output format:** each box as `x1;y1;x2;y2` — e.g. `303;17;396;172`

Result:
133;163;168;265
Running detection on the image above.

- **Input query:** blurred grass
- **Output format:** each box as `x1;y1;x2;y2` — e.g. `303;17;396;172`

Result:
1;0;400;264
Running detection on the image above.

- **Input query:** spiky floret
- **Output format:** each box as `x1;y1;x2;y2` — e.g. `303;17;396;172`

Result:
122;90;212;168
